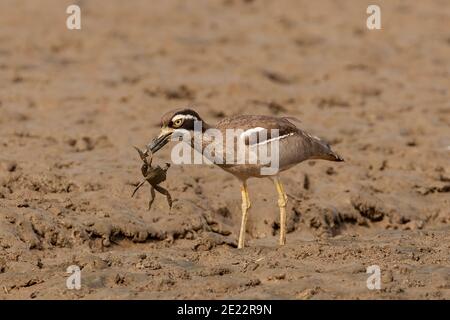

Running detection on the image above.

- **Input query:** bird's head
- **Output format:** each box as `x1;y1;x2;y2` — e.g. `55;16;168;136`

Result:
147;108;204;153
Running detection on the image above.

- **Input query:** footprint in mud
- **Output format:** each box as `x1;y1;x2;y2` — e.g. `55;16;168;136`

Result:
193;232;237;251
261;69;296;85
66;136;112;152
315;95;350;109
144;85;196;101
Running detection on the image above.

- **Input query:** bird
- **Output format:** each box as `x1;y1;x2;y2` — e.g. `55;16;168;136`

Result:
147;108;343;249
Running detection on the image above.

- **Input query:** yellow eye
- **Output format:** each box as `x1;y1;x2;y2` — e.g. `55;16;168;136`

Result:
173;118;183;127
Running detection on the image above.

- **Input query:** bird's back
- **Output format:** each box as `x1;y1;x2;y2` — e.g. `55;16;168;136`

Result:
216;114;342;161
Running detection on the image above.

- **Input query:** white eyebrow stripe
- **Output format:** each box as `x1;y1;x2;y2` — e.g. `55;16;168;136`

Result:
172;114;198;122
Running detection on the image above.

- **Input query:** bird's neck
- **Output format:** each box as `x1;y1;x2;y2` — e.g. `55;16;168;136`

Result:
189;122;222;161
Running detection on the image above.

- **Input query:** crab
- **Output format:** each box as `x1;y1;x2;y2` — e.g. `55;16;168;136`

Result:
131;146;172;210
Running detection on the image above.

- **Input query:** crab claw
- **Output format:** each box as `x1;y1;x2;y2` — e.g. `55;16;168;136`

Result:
162;162;171;171
133;146;150;162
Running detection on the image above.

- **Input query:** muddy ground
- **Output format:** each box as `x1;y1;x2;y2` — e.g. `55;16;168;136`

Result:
0;0;449;299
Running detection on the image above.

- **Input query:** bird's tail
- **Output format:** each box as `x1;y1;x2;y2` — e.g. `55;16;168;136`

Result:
299;129;344;162
320;150;344;162
309;137;344;162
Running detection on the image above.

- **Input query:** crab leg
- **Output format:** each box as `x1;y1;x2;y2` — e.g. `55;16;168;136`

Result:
148;186;156;210
131;180;146;198
154;185;172;209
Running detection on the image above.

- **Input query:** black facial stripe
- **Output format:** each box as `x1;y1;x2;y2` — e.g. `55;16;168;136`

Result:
168;118;206;132
180;118;195;130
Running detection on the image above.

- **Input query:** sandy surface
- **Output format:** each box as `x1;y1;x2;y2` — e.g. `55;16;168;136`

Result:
0;0;449;299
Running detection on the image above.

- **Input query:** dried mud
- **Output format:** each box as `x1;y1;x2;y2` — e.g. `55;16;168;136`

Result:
0;0;449;299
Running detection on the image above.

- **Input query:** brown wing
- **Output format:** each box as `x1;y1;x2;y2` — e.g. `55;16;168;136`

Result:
216;115;299;144
216;114;343;161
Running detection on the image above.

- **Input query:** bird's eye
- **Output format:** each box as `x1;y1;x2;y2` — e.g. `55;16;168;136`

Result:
172;118;184;127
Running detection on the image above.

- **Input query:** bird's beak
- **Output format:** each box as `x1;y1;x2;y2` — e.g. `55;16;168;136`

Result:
147;127;173;154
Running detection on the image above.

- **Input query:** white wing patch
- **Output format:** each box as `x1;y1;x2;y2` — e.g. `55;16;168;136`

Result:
240;127;266;139
241;127;294;145
256;133;294;146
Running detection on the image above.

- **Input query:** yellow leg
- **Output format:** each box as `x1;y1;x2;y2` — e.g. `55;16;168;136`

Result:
273;177;288;246
238;181;251;249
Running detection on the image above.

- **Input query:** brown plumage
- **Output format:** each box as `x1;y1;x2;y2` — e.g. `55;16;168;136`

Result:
215;114;342;176
148;108;343;248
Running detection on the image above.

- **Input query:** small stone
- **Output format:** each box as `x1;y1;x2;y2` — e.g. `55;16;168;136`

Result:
297;287;320;300
245;278;261;287
351;263;366;274
114;273;125;285
6;162;17;172
102;238;111;247
382;270;394;283
274;273;286;280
